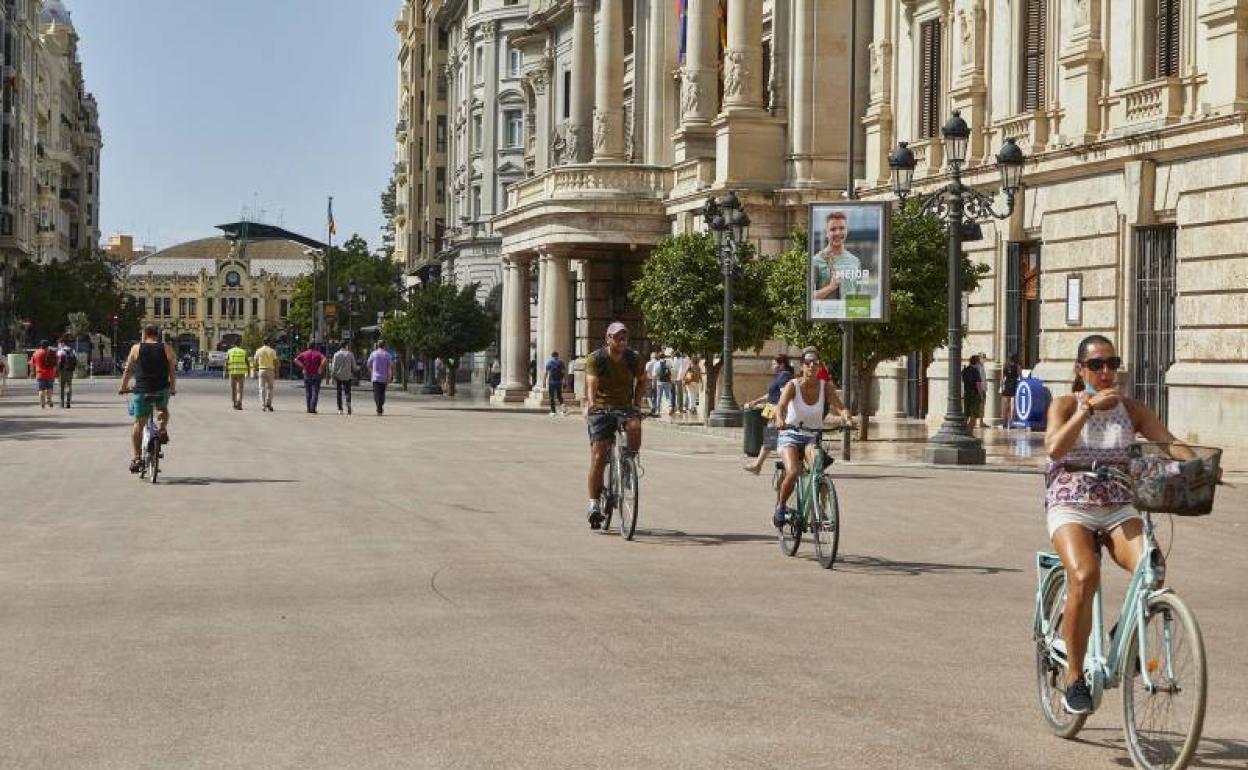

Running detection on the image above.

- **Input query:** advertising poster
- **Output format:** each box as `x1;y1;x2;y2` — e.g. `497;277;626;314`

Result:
807;201;890;323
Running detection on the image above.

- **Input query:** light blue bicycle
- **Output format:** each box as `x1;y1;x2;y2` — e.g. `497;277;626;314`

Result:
1033;445;1222;770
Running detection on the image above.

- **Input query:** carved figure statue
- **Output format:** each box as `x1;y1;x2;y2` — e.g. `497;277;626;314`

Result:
565;122;583;163
723;50;747;100
592;109;611;153
870;43;882;94
959;10;973;67
1073;0;1089;28
681;68;701;116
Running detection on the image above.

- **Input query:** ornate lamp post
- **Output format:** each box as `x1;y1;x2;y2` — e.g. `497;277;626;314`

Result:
336;281;367;346
702;191;751;428
889;112;1026;464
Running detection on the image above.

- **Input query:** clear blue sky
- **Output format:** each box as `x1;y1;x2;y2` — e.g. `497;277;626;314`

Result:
71;0;399;251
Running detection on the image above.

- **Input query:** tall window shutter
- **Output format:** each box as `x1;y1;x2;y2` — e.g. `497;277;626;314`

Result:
919;20;942;138
1022;0;1046;111
1155;0;1180;78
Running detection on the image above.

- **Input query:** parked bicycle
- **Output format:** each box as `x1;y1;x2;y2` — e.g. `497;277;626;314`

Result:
771;424;848;569
1034;443;1222;770
597;409;646;540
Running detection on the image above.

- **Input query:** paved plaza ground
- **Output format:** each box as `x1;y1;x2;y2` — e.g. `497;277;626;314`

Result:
1;377;1245;769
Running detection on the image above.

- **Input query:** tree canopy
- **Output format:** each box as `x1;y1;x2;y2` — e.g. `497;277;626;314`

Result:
382;282;494;369
289;234;400;344
10;251;143;346
630;233;772;417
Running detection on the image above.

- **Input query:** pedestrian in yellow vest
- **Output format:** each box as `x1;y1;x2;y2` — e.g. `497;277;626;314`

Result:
226;344;248;410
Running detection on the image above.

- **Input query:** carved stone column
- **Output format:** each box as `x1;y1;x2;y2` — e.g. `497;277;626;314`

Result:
593;0;626;162
1200;1;1248;113
673;0;718;161
493;254;532;403
713;0;784;185
721;0;765;114
569;0;595;163
526;250;574;407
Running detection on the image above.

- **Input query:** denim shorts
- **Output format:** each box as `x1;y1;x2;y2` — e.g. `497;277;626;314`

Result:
36;378;55;391
776;429;815;450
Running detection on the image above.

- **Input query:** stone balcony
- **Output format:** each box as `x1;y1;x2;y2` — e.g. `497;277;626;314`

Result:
1110;77;1184;135
495;163;671;257
994;111;1049;156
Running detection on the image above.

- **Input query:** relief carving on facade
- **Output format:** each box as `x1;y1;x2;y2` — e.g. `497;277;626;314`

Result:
869;42;883;95
592;108;611;153
525;57;551;95
723;50;748;100
958;9;973;67
565;122;583;163
623;103;634;162
680;67;702;117
1072;0;1088;28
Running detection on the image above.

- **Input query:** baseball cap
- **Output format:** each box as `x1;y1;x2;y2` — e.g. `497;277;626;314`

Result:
606;321;628;337
802;346;819;362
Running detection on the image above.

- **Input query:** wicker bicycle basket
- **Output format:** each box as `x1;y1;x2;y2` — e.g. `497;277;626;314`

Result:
1128;442;1222;516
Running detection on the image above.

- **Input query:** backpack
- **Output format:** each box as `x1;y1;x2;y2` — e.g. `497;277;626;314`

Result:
59;348;78;373
657;359;671;383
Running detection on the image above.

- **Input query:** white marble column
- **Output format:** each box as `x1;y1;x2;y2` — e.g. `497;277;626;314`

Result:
644;0;676;164
529;254;550;401
593;0;626;162
722;0;765;114
673;0;718;160
569;0;595;163
493;255;532;403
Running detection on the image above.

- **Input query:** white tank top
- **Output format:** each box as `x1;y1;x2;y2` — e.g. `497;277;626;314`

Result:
784;380;825;429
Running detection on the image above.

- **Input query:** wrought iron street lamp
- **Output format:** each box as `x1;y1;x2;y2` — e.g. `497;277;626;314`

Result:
336;280;367;345
889;111;1026;464
702;191;751;428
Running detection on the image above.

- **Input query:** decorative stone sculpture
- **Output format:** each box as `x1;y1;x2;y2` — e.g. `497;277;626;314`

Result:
723;50;747;100
680;68;701;117
1073;0;1089;28
592;109;611;153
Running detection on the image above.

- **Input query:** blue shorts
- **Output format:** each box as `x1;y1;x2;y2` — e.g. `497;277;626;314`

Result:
36;379;55;391
128;388;170;418
777;430;816;451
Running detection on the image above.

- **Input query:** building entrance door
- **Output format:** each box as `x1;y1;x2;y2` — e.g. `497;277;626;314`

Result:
1006;242;1042;369
1133;226;1177;425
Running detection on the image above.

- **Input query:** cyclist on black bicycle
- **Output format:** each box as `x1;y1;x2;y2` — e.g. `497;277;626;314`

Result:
772;349;850;528
118;324;177;474
583;321;647;530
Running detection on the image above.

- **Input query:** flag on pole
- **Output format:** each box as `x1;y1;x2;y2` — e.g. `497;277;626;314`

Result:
327;196;337;237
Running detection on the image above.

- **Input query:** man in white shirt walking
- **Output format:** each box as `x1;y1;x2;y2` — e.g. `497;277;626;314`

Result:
330;342;357;415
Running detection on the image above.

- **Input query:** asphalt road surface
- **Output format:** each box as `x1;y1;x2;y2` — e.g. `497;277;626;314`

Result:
1;377;1245;769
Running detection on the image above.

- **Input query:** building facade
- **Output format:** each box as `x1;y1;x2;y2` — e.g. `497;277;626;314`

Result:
393;0;869;403
858;0;1248;467
124;224;320;357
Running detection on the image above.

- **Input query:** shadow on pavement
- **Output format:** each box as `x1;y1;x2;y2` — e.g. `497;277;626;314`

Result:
635;528;778;546
833;553;1021;577
828;473;930;481
1065;726;1248;767
0;419;116;440
158;477;299;486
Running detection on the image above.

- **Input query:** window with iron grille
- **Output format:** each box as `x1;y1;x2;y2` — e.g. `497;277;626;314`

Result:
1021;0;1046;111
1133;226;1177;424
1153;0;1180;78
918;20;942;138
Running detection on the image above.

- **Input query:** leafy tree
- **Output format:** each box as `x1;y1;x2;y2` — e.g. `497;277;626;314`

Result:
10;250;141;347
289;234;400;344
630;233;772;422
766;204;988;437
67;312;91;339
240;321;266;354
382;282;493;396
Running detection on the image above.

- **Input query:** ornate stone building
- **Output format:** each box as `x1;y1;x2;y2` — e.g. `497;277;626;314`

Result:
124;224;322;357
857;0;1248;467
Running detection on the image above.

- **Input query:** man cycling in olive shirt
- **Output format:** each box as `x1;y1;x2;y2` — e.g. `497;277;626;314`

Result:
583;321;648;529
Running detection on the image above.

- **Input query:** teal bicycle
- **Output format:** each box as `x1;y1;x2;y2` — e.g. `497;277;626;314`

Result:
771;425;846;569
1034;444;1222;770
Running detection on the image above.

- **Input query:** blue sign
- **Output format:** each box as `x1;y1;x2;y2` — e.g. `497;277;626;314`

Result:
1011;377;1050;430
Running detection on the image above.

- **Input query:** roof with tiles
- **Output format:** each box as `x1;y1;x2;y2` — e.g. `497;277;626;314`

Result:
126;237;313;279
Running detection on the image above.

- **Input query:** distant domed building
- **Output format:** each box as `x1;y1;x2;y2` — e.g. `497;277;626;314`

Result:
124;223;325;356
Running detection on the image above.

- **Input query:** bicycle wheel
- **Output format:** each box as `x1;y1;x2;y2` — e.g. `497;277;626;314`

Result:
811;477;840;570
777;476;802;557
1035;571;1088;738
617;453;639;541
1122;592;1206;770
148;436;160;484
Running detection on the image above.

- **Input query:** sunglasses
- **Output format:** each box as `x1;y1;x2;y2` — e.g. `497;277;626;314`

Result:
802;358;818;366
1080;356;1122;372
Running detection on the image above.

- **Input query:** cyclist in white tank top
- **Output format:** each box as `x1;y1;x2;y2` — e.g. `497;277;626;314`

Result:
771;350;851;528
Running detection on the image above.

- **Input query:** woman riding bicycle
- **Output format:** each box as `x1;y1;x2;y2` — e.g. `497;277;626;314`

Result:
772;348;850;528
1043;334;1187;715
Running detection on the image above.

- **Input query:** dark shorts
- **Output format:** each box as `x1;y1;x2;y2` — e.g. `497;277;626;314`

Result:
588;411;636;444
963;393;983;418
36;378;55;391
1001;381;1018;397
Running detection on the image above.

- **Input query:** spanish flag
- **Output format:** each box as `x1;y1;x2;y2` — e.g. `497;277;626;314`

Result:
327;196;337;237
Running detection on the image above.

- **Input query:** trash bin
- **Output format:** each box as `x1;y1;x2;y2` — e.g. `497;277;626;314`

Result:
743;407;766;457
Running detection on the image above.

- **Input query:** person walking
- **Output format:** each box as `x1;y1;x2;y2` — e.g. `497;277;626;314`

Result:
683;355;703;415
331;342;357;415
652;352;675;417
0;351;8;397
644;352;660;413
1000;353;1022;428
31;340;58;409
253;338;279;411
961;354;985;430
56;336;78;408
226;342;248;410
293;345;327;414
670;350;690;415
544;351;567;416
742;354;794;474
366;341;394;415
